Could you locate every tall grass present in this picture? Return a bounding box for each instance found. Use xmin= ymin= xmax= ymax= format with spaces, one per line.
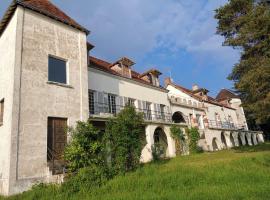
xmin=2 ymin=144 xmax=270 ymax=200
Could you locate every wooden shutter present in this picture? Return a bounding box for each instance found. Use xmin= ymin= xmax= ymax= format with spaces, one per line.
xmin=124 ymin=97 xmax=128 ymax=106
xmin=103 ymin=93 xmax=109 ymax=113
xmin=97 ymin=91 xmax=104 ymax=114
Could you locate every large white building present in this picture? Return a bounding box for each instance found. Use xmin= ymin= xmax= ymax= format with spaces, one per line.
xmin=0 ymin=0 xmax=264 ymax=196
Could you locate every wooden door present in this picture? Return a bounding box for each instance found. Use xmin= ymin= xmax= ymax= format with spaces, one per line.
xmin=47 ymin=118 xmax=67 ymax=161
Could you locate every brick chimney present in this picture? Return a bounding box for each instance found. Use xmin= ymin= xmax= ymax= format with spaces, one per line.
xmin=164 ymin=77 xmax=172 ymax=87
xmin=192 ymin=84 xmax=199 ymax=91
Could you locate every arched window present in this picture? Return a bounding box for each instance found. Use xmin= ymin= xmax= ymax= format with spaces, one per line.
xmin=172 ymin=112 xmax=186 ymax=123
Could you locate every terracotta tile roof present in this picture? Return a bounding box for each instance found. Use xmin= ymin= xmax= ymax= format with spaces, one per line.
xmin=169 ymin=82 xmax=235 ymax=110
xmin=216 ymin=89 xmax=239 ymax=101
xmin=89 ymin=56 xmax=167 ymax=91
xmin=0 ymin=0 xmax=89 ymax=37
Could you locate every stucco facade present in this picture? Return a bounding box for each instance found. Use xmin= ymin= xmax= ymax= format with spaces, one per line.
xmin=0 ymin=0 xmax=265 ymax=196
xmin=0 ymin=6 xmax=89 ymax=195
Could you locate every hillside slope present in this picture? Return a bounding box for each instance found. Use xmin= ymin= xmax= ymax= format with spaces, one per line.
xmin=3 ymin=144 xmax=270 ymax=200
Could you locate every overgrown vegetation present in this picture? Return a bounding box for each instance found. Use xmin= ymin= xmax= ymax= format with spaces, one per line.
xmin=64 ymin=121 xmax=103 ymax=172
xmin=103 ymin=105 xmax=145 ymax=174
xmin=3 ymin=143 xmax=270 ymax=200
xmin=215 ymin=0 xmax=270 ymax=136
xmin=187 ymin=127 xmax=200 ymax=153
xmin=170 ymin=125 xmax=186 ymax=155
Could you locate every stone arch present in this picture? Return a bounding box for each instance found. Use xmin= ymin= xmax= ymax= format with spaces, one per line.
xmin=230 ymin=132 xmax=235 ymax=147
xmin=153 ymin=127 xmax=169 ymax=157
xmin=212 ymin=138 xmax=219 ymax=151
xmin=172 ymin=112 xmax=186 ymax=123
xmin=221 ymin=131 xmax=227 ymax=149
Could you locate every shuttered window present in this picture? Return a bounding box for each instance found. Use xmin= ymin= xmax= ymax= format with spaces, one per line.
xmin=0 ymin=99 xmax=4 ymax=126
xmin=89 ymin=90 xmax=95 ymax=114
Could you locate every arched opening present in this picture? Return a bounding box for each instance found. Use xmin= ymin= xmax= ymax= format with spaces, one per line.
xmin=238 ymin=133 xmax=243 ymax=146
xmin=221 ymin=132 xmax=227 ymax=149
xmin=172 ymin=112 xmax=186 ymax=123
xmin=153 ymin=127 xmax=168 ymax=157
xmin=230 ymin=132 xmax=235 ymax=147
xmin=212 ymin=138 xmax=219 ymax=151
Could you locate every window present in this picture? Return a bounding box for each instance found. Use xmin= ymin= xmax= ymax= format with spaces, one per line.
xmin=160 ymin=104 xmax=166 ymax=120
xmin=89 ymin=90 xmax=95 ymax=114
xmin=48 ymin=56 xmax=67 ymax=84
xmin=108 ymin=94 xmax=116 ymax=114
xmin=0 ymin=99 xmax=4 ymax=126
xmin=128 ymin=98 xmax=135 ymax=107
xmin=146 ymin=102 xmax=152 ymax=120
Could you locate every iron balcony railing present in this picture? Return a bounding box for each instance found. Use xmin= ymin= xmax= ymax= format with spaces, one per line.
xmin=89 ymin=102 xmax=173 ymax=123
xmin=208 ymin=120 xmax=246 ymax=130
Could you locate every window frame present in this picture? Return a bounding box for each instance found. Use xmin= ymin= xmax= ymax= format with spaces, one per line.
xmin=48 ymin=55 xmax=69 ymax=85
xmin=108 ymin=94 xmax=116 ymax=114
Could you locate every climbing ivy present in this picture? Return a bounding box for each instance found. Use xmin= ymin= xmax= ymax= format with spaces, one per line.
xmin=170 ymin=125 xmax=186 ymax=155
xmin=187 ymin=127 xmax=200 ymax=153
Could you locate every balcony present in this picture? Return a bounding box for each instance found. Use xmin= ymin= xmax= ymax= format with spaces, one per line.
xmin=89 ymin=102 xmax=173 ymax=123
xmin=208 ymin=120 xmax=247 ymax=131
xmin=169 ymin=96 xmax=204 ymax=110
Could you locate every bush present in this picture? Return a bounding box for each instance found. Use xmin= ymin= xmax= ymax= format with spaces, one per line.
xmin=151 ymin=144 xmax=164 ymax=162
xmin=61 ymin=165 xmax=110 ymax=194
xmin=64 ymin=121 xmax=104 ymax=172
xmin=104 ymin=106 xmax=145 ymax=174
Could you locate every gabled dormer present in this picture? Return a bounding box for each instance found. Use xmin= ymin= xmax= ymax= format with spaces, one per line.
xmin=192 ymin=84 xmax=209 ymax=101
xmin=139 ymin=69 xmax=162 ymax=87
xmin=110 ymin=57 xmax=135 ymax=78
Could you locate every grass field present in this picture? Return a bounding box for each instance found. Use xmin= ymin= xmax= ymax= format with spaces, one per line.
xmin=2 ymin=143 xmax=270 ymax=200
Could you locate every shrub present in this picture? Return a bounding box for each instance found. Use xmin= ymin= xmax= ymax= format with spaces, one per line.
xmin=64 ymin=121 xmax=104 ymax=172
xmin=104 ymin=105 xmax=145 ymax=174
xmin=151 ymin=144 xmax=164 ymax=162
xmin=61 ymin=165 xmax=110 ymax=195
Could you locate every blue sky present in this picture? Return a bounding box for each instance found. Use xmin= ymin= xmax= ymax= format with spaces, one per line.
xmin=0 ymin=0 xmax=240 ymax=97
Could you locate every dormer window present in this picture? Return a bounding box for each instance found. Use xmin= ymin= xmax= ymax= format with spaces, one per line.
xmin=110 ymin=57 xmax=135 ymax=78
xmin=139 ymin=69 xmax=162 ymax=87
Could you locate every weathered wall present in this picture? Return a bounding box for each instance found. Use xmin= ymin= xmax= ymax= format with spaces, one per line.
xmin=88 ymin=68 xmax=170 ymax=106
xmin=6 ymin=7 xmax=89 ymax=195
xmin=230 ymin=98 xmax=248 ymax=130
xmin=0 ymin=7 xmax=24 ymax=195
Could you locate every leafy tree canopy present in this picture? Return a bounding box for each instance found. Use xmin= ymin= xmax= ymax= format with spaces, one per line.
xmin=215 ymin=0 xmax=270 ymax=125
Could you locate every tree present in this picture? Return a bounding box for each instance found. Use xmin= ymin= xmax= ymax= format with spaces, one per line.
xmin=64 ymin=121 xmax=103 ymax=172
xmin=104 ymin=106 xmax=145 ymax=174
xmin=215 ymin=0 xmax=270 ymax=135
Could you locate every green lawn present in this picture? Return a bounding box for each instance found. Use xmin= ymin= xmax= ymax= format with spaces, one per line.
xmin=2 ymin=143 xmax=270 ymax=200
